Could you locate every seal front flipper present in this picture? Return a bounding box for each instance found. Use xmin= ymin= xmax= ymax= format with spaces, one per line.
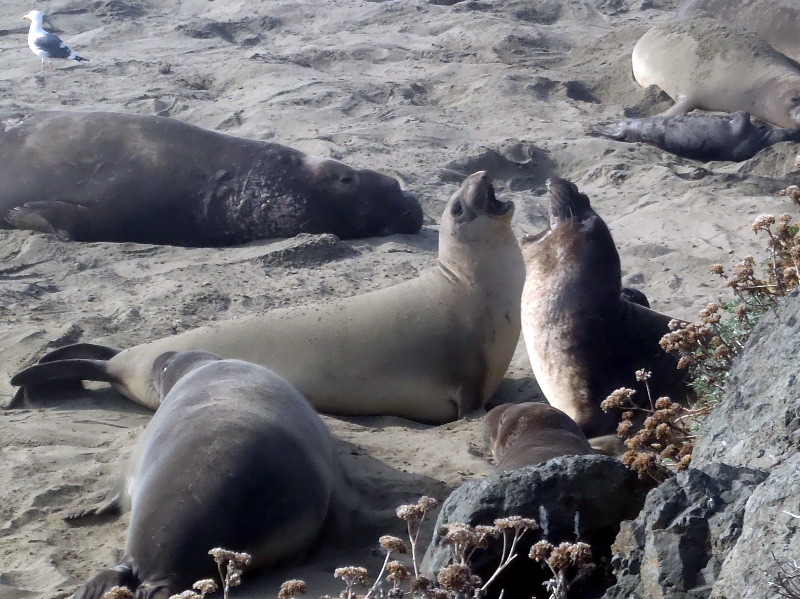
xmin=5 ymin=201 xmax=90 ymax=239
xmin=35 ymin=342 xmax=121 ymax=364
xmin=662 ymin=95 xmax=697 ymax=116
xmin=65 ymin=486 xmax=124 ymax=521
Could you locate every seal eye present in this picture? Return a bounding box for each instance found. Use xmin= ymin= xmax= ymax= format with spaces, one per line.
xmin=451 ymin=201 xmax=463 ymax=216
xmin=339 ymin=175 xmax=357 ymax=185
xmin=790 ymin=96 xmax=800 ymax=105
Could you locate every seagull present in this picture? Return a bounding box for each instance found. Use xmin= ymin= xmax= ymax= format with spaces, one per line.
xmin=22 ymin=10 xmax=88 ymax=71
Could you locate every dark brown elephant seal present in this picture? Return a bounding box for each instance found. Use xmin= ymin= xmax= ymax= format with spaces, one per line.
xmin=11 ymin=171 xmax=525 ymax=424
xmin=0 ymin=111 xmax=422 ymax=246
xmin=520 ymin=178 xmax=690 ymax=438
xmin=677 ymin=0 xmax=800 ymax=62
xmin=632 ymin=17 xmax=800 ymax=129
xmin=71 ymin=351 xmax=360 ymax=599
xmin=593 ymin=111 xmax=800 ymax=162
xmin=484 ymin=402 xmax=594 ymax=472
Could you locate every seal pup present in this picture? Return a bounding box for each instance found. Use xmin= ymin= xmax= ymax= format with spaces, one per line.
xmin=12 ymin=171 xmax=525 ymax=424
xmin=677 ymin=0 xmax=800 ymax=63
xmin=70 ymin=351 xmax=361 ymax=599
xmin=593 ymin=111 xmax=800 ymax=162
xmin=631 ymin=17 xmax=800 ymax=129
xmin=520 ymin=178 xmax=690 ymax=438
xmin=484 ymin=402 xmax=594 ymax=472
xmin=0 ymin=111 xmax=422 ymax=246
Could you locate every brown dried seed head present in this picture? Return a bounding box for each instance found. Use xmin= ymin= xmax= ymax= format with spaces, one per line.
xmin=474 ymin=524 xmax=500 ymax=538
xmin=396 ymin=504 xmax=423 ymax=521
xmin=279 ymin=580 xmax=307 ymax=599
xmin=209 ymin=547 xmax=237 ymax=564
xmin=334 ymin=567 xmax=369 ymax=586
xmin=410 ymin=577 xmax=432 ymax=592
xmin=635 ymin=369 xmax=651 ymax=382
xmin=193 ymin=579 xmax=218 ymax=594
xmin=103 ymin=588 xmax=134 ymax=599
xmin=655 ymin=423 xmax=670 ymax=440
xmin=231 ymin=552 xmax=252 ymax=568
xmin=167 ymin=592 xmax=200 ymax=599
xmin=601 ymin=387 xmax=636 ymax=411
xmin=617 ymin=419 xmax=633 ymax=436
xmin=548 ymin=543 xmax=572 ymax=570
xmin=379 ymin=535 xmax=408 ymax=554
xmin=442 ymin=522 xmax=476 ymax=546
xmin=386 ymin=561 xmax=410 ymax=582
xmin=654 ymin=397 xmax=672 ymax=410
xmin=437 ymin=564 xmax=475 ymax=590
xmin=494 ymin=516 xmax=538 ymax=531
xmin=567 ymin=542 xmax=593 ymax=566
xmin=417 ymin=496 xmax=439 ymax=512
xmin=677 ymin=454 xmax=693 ymax=471
xmin=529 ymin=540 xmax=554 ymax=562
xmin=227 ymin=570 xmax=242 ymax=587
xmin=709 ymin=264 xmax=724 ymax=276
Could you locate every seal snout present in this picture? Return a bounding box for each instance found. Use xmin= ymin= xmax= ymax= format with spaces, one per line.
xmin=462 ymin=171 xmax=513 ymax=217
xmin=547 ymin=177 xmax=591 ymax=222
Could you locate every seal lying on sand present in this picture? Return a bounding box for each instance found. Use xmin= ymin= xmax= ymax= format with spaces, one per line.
xmin=484 ymin=402 xmax=594 ymax=471
xmin=0 ymin=111 xmax=422 ymax=246
xmin=71 ymin=351 xmax=360 ymax=599
xmin=520 ymin=178 xmax=690 ymax=438
xmin=593 ymin=111 xmax=800 ymax=162
xmin=11 ymin=171 xmax=525 ymax=424
xmin=677 ymin=0 xmax=800 ymax=63
xmin=632 ymin=17 xmax=800 ymax=129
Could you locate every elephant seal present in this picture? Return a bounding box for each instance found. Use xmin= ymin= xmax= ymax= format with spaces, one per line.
xmin=11 ymin=171 xmax=525 ymax=424
xmin=631 ymin=17 xmax=800 ymax=129
xmin=484 ymin=402 xmax=594 ymax=472
xmin=0 ymin=111 xmax=422 ymax=246
xmin=70 ymin=351 xmax=360 ymax=599
xmin=593 ymin=111 xmax=800 ymax=162
xmin=519 ymin=178 xmax=690 ymax=438
xmin=677 ymin=0 xmax=800 ymax=62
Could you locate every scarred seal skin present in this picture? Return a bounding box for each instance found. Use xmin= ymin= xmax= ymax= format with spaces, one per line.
xmin=0 ymin=111 xmax=422 ymax=246
xmin=69 ymin=351 xmax=362 ymax=599
xmin=593 ymin=111 xmax=800 ymax=162
xmin=631 ymin=17 xmax=800 ymax=129
xmin=519 ymin=178 xmax=690 ymax=439
xmin=484 ymin=402 xmax=595 ymax=472
xmin=11 ymin=171 xmax=525 ymax=424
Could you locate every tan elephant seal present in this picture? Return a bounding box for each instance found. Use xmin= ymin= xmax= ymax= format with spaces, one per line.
xmin=519 ymin=178 xmax=690 ymax=438
xmin=631 ymin=16 xmax=800 ymax=128
xmin=12 ymin=171 xmax=525 ymax=424
xmin=677 ymin=0 xmax=800 ymax=62
xmin=484 ymin=402 xmax=595 ymax=472
xmin=71 ymin=351 xmax=362 ymax=599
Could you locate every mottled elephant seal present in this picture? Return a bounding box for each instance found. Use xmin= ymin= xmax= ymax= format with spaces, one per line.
xmin=72 ymin=351 xmax=360 ymax=599
xmin=631 ymin=17 xmax=800 ymax=128
xmin=677 ymin=0 xmax=800 ymax=62
xmin=593 ymin=111 xmax=800 ymax=162
xmin=484 ymin=402 xmax=594 ymax=472
xmin=12 ymin=171 xmax=525 ymax=424
xmin=0 ymin=111 xmax=422 ymax=246
xmin=520 ymin=178 xmax=690 ymax=438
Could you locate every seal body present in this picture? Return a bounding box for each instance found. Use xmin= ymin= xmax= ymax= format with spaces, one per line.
xmin=631 ymin=17 xmax=800 ymax=128
xmin=484 ymin=402 xmax=594 ymax=471
xmin=0 ymin=111 xmax=422 ymax=246
xmin=677 ymin=0 xmax=800 ymax=62
xmin=520 ymin=178 xmax=689 ymax=438
xmin=593 ymin=111 xmax=800 ymax=162
xmin=71 ymin=351 xmax=357 ymax=599
xmin=12 ymin=171 xmax=525 ymax=424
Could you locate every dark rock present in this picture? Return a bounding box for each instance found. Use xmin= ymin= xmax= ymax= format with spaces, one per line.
xmin=603 ymin=463 xmax=768 ymax=599
xmin=422 ymin=455 xmax=654 ymax=599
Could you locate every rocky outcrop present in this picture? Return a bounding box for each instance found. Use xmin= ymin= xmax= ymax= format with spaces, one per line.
xmin=603 ymin=289 xmax=800 ymax=599
xmin=422 ymin=455 xmax=654 ymax=599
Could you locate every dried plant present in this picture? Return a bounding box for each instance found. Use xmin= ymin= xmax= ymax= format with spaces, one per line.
xmin=529 ymin=540 xmax=594 ymax=599
xmin=607 ymin=201 xmax=799 ymax=482
xmin=102 ymin=587 xmax=133 ymax=599
xmin=771 ymin=559 xmax=800 ymax=599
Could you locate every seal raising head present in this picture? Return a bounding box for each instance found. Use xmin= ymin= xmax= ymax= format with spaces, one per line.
xmin=520 ymin=178 xmax=690 ymax=439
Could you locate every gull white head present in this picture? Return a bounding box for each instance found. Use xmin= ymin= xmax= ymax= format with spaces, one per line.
xmin=22 ymin=10 xmax=44 ymax=25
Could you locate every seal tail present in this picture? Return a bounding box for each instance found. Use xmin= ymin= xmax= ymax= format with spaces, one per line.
xmin=35 ymin=342 xmax=120 ymax=363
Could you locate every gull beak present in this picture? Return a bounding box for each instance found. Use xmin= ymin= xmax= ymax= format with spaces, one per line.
xmin=22 ymin=15 xmax=30 ymax=21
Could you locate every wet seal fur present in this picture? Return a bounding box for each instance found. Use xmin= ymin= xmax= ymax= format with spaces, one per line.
xmin=0 ymin=111 xmax=422 ymax=246
xmin=677 ymin=0 xmax=800 ymax=63
xmin=11 ymin=171 xmax=525 ymax=424
xmin=593 ymin=110 xmax=800 ymax=162
xmin=519 ymin=178 xmax=690 ymax=439
xmin=484 ymin=402 xmax=594 ymax=472
xmin=71 ymin=351 xmax=361 ymax=599
xmin=632 ymin=17 xmax=800 ymax=129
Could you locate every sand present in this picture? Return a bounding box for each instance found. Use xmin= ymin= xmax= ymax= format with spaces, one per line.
xmin=0 ymin=0 xmax=798 ymax=597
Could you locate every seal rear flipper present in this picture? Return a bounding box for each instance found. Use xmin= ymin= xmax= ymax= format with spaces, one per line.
xmin=591 ymin=121 xmax=629 ymax=141
xmin=5 ymin=201 xmax=90 ymax=239
xmin=10 ymin=358 xmax=117 ymax=388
